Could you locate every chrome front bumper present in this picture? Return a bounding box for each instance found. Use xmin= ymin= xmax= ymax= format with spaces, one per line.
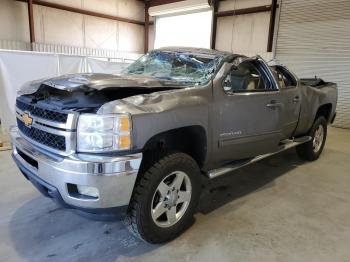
xmin=11 ymin=127 xmax=142 ymax=211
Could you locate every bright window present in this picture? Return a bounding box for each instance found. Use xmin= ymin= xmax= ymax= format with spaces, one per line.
xmin=154 ymin=11 xmax=212 ymax=49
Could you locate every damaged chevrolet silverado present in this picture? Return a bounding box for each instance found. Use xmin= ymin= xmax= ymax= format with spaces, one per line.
xmin=11 ymin=47 xmax=337 ymax=243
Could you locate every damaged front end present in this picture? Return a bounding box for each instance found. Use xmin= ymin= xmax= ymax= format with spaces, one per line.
xmin=15 ymin=48 xmax=226 ymax=156
xmin=18 ymin=73 xmax=184 ymax=115
xmin=14 ymin=74 xmax=185 ymax=159
xmin=17 ymin=48 xmax=225 ymax=116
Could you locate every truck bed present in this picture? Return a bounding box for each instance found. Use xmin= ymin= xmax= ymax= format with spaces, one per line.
xmin=300 ymin=78 xmax=335 ymax=89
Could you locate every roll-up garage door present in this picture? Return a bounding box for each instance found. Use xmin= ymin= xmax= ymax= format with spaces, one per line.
xmin=275 ymin=0 xmax=350 ymax=128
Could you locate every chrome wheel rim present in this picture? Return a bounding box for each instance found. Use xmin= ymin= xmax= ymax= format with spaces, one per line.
xmin=313 ymin=125 xmax=324 ymax=153
xmin=151 ymin=171 xmax=192 ymax=228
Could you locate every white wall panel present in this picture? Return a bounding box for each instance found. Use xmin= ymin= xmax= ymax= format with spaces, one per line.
xmin=117 ymin=0 xmax=144 ymax=21
xmin=216 ymin=16 xmax=234 ymax=52
xmin=216 ymin=12 xmax=270 ymax=54
xmin=275 ymin=0 xmax=350 ymax=128
xmin=0 ymin=0 xmax=145 ymax=54
xmin=39 ymin=7 xmax=85 ymax=47
xmin=85 ymin=16 xmax=117 ymax=50
xmin=248 ymin=12 xmax=270 ymax=51
xmin=0 ymin=0 xmax=29 ymax=42
xmin=84 ymin=0 xmax=118 ymax=16
xmin=231 ymin=15 xmax=254 ymax=51
xmin=118 ymin=22 xmax=144 ymax=53
xmin=33 ymin=5 xmax=44 ymax=43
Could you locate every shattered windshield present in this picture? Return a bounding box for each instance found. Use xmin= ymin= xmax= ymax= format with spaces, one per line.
xmin=122 ymin=50 xmax=223 ymax=85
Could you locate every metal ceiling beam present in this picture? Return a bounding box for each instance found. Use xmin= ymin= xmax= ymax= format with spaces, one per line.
xmin=16 ymin=0 xmax=145 ymax=25
xmin=211 ymin=0 xmax=219 ymax=49
xmin=148 ymin=0 xmax=185 ymax=7
xmin=27 ymin=0 xmax=35 ymax=44
xmin=267 ymin=0 xmax=278 ymax=52
xmin=144 ymin=1 xmax=150 ymax=53
xmin=216 ymin=5 xmax=272 ymax=17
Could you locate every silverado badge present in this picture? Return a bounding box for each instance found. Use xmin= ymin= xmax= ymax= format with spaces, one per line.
xmin=22 ymin=113 xmax=33 ymax=127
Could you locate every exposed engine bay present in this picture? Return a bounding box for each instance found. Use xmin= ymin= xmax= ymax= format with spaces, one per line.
xmin=18 ymin=83 xmax=180 ymax=114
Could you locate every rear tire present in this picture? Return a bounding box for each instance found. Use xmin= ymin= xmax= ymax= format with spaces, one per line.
xmin=296 ymin=116 xmax=327 ymax=161
xmin=126 ymin=153 xmax=201 ymax=243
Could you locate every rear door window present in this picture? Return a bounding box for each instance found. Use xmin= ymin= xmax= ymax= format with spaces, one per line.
xmin=270 ymin=65 xmax=297 ymax=88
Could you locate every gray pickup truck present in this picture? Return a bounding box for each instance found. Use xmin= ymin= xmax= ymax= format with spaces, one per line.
xmin=11 ymin=47 xmax=337 ymax=243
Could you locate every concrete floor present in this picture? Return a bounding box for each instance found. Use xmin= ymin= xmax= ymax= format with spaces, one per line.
xmin=1 ymin=127 xmax=350 ymax=262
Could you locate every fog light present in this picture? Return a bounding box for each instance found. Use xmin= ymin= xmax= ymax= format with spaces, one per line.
xmin=77 ymin=185 xmax=100 ymax=198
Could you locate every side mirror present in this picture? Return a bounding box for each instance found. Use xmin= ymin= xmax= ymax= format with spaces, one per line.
xmin=223 ymin=75 xmax=232 ymax=92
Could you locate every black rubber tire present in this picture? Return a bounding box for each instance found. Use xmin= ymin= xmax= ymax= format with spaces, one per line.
xmin=296 ymin=116 xmax=327 ymax=161
xmin=126 ymin=153 xmax=201 ymax=243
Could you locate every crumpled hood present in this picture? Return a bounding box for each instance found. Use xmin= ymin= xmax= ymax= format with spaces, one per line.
xmin=19 ymin=73 xmax=184 ymax=95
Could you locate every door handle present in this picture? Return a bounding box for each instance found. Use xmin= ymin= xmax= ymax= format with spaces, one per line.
xmin=293 ymin=96 xmax=300 ymax=103
xmin=266 ymin=100 xmax=283 ymax=109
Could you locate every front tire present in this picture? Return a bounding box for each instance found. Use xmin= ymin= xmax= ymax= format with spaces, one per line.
xmin=296 ymin=116 xmax=327 ymax=161
xmin=126 ymin=153 xmax=201 ymax=243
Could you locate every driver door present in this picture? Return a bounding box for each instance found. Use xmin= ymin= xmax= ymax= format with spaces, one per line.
xmin=211 ymin=58 xmax=283 ymax=165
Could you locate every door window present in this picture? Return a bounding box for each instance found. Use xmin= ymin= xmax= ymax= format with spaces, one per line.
xmin=270 ymin=65 xmax=297 ymax=88
xmin=223 ymin=61 xmax=272 ymax=93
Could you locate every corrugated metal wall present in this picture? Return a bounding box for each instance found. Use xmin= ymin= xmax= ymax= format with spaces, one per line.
xmin=275 ymin=0 xmax=350 ymax=128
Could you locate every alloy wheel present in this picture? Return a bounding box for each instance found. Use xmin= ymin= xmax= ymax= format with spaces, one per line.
xmin=151 ymin=171 xmax=192 ymax=228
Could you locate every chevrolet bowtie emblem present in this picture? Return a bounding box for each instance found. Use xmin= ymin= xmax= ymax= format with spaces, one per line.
xmin=22 ymin=113 xmax=33 ymax=127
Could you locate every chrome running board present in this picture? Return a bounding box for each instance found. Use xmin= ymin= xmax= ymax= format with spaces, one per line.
xmin=207 ymin=136 xmax=312 ymax=179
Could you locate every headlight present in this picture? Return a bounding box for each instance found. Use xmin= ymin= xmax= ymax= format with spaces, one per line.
xmin=77 ymin=114 xmax=131 ymax=152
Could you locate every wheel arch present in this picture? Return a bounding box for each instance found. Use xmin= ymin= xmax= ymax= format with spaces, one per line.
xmin=138 ymin=125 xmax=207 ymax=175
xmin=315 ymin=103 xmax=332 ymax=123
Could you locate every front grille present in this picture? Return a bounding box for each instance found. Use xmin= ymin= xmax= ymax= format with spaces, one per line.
xmin=16 ymin=99 xmax=33 ymax=112
xmin=16 ymin=99 xmax=68 ymax=123
xmin=17 ymin=119 xmax=66 ymax=151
